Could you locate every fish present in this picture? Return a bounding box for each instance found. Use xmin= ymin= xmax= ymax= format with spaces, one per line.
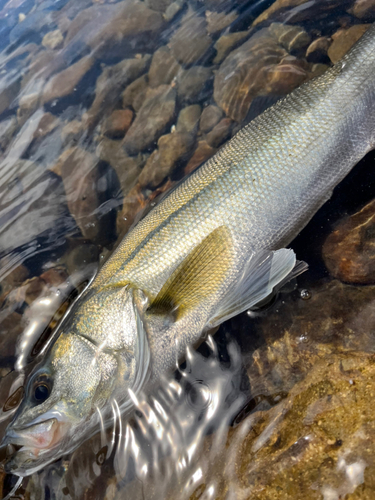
xmin=2 ymin=22 xmax=375 ymax=477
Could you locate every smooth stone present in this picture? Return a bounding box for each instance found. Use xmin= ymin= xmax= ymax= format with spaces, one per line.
xmin=96 ymin=138 xmax=143 ymax=197
xmin=323 ymin=199 xmax=375 ymax=284
xmin=61 ymin=120 xmax=84 ymax=147
xmin=148 ymin=46 xmax=181 ymax=88
xmin=184 ymin=139 xmax=216 ymax=174
xmin=205 ymin=10 xmax=238 ymax=34
xmin=199 ymin=104 xmax=223 ymax=134
xmin=116 ymin=184 xmax=146 ymax=235
xmin=169 ymin=9 xmax=212 ymax=66
xmin=138 ymin=131 xmax=194 ymax=188
xmin=122 ymin=75 xmax=149 ymax=111
xmin=84 ymin=55 xmax=150 ymax=131
xmin=213 ymin=30 xmax=249 ymax=64
xmin=327 ymin=24 xmax=371 ymax=64
xmin=176 ymin=104 xmax=202 ymax=134
xmin=205 ymin=117 xmax=232 ymax=148
xmin=177 ymin=66 xmax=213 ymax=103
xmin=0 ymin=76 xmax=21 ymax=116
xmin=102 ymin=109 xmax=134 ymax=139
xmin=17 ymin=92 xmax=40 ymax=127
xmin=350 ymin=0 xmax=375 ymax=19
xmin=164 ymin=0 xmax=184 ymax=21
xmin=53 ymin=147 xmax=101 ymax=240
xmin=42 ymin=29 xmax=64 ymax=50
xmin=214 ymin=27 xmax=309 ymax=122
xmin=306 ymin=36 xmax=332 ymax=63
xmin=42 ymin=55 xmax=94 ymax=104
xmin=145 ymin=0 xmax=172 ymax=12
xmin=269 ymin=22 xmax=311 ymax=52
xmin=123 ymin=85 xmax=176 ymax=155
xmin=32 ymin=112 xmax=60 ymax=140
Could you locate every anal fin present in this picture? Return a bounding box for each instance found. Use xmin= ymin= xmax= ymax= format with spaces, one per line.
xmin=207 ymin=248 xmax=307 ymax=328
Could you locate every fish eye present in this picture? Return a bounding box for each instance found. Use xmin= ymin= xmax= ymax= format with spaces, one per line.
xmin=32 ymin=376 xmax=52 ymax=404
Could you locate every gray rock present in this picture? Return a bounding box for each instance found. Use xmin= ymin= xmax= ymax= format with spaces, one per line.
xmin=123 ymin=85 xmax=176 ymax=155
xmin=199 ymin=105 xmax=223 ymax=134
xmin=169 ymin=10 xmax=212 ymax=66
xmin=176 ymin=104 xmax=202 ymax=133
xmin=164 ymin=0 xmax=185 ymax=21
xmin=205 ymin=117 xmax=232 ymax=148
xmin=177 ymin=66 xmax=213 ymax=103
xmin=205 ymin=10 xmax=238 ymax=34
xmin=148 ymin=46 xmax=181 ymax=88
xmin=145 ymin=0 xmax=172 ymax=12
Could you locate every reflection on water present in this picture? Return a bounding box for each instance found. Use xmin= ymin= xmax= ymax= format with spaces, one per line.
xmin=0 ymin=0 xmax=375 ymax=498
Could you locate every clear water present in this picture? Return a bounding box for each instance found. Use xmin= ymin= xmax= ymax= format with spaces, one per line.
xmin=0 ymin=0 xmax=375 ymax=498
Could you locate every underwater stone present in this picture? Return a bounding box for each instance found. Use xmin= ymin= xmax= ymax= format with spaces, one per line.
xmin=205 ymin=117 xmax=232 ymax=148
xmin=164 ymin=0 xmax=185 ymax=21
xmin=148 ymin=46 xmax=181 ymax=88
xmin=213 ymin=30 xmax=249 ymax=64
xmin=351 ymin=0 xmax=375 ymax=19
xmin=61 ymin=120 xmax=84 ymax=147
xmin=123 ymin=85 xmax=176 ymax=155
xmin=169 ymin=10 xmax=212 ymax=66
xmin=199 ymin=104 xmax=223 ymax=134
xmin=214 ymin=27 xmax=309 ymax=122
xmin=42 ymin=29 xmax=64 ymax=50
xmin=138 ymin=131 xmax=195 ymax=188
xmin=176 ymin=104 xmax=202 ymax=134
xmin=102 ymin=109 xmax=134 ymax=139
xmin=177 ymin=66 xmax=213 ymax=103
xmin=328 ymin=24 xmax=371 ymax=63
xmin=184 ymin=139 xmax=216 ymax=175
xmin=306 ymin=36 xmax=332 ymax=63
xmin=145 ymin=0 xmax=172 ymax=13
xmin=122 ymin=74 xmax=149 ymax=111
xmin=323 ymin=199 xmax=375 ymax=284
xmin=42 ymin=55 xmax=94 ymax=104
xmin=205 ymin=10 xmax=238 ymax=34
xmin=269 ymin=22 xmax=311 ymax=52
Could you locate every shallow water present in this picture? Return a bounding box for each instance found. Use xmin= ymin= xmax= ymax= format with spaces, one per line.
xmin=0 ymin=0 xmax=375 ymax=498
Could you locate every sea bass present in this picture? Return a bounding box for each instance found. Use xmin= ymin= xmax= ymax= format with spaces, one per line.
xmin=3 ymin=23 xmax=375 ymax=476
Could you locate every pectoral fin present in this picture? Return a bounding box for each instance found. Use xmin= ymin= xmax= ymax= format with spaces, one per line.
xmin=149 ymin=226 xmax=233 ymax=319
xmin=207 ymin=248 xmax=307 ymax=328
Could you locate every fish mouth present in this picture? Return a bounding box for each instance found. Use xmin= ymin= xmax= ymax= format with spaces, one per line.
xmin=5 ymin=418 xmax=68 ymax=458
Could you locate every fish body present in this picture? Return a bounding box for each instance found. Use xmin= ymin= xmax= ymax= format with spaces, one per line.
xmin=3 ymin=23 xmax=375 ymax=476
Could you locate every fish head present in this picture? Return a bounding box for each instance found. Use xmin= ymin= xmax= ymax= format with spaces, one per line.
xmin=2 ymin=286 xmax=150 ymax=476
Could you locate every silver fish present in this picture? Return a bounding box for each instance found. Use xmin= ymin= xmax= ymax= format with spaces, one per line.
xmin=2 ymin=23 xmax=375 ymax=476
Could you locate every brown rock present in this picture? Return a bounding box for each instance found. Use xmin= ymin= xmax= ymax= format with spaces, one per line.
xmin=138 ymin=131 xmax=194 ymax=188
xmin=214 ymin=27 xmax=309 ymax=122
xmin=184 ymin=140 xmax=216 ymax=174
xmin=122 ymin=74 xmax=149 ymax=111
xmin=322 ymin=199 xmax=375 ymax=284
xmin=33 ymin=112 xmax=60 ymax=140
xmin=164 ymin=0 xmax=184 ymax=21
xmin=0 ymin=77 xmax=21 ymax=117
xmin=102 ymin=109 xmax=133 ymax=139
xmin=40 ymin=267 xmax=68 ymax=288
xmin=96 ymin=138 xmax=143 ymax=196
xmin=306 ymin=36 xmax=332 ymax=63
xmin=145 ymin=0 xmax=172 ymax=12
xmin=269 ymin=22 xmax=311 ymax=52
xmin=206 ymin=117 xmax=232 ymax=148
xmin=61 ymin=120 xmax=84 ymax=146
xmin=17 ymin=93 xmax=40 ymax=127
xmin=213 ymin=30 xmax=250 ymax=64
xmin=116 ymin=184 xmax=146 ymax=235
xmin=85 ymin=55 xmax=150 ymax=131
xmin=148 ymin=46 xmax=180 ymax=88
xmin=199 ymin=105 xmax=223 ymax=134
xmin=42 ymin=55 xmax=94 ymax=104
xmin=42 ymin=29 xmax=64 ymax=50
xmin=177 ymin=66 xmax=213 ymax=103
xmin=69 ymin=1 xmax=164 ymax=59
xmin=328 ymin=24 xmax=371 ymax=63
xmin=123 ymin=85 xmax=176 ymax=155
xmin=53 ymin=147 xmax=101 ymax=240
xmin=351 ymin=0 xmax=375 ymax=19
xmin=205 ymin=10 xmax=238 ymax=34
xmin=169 ymin=10 xmax=212 ymax=66
xmin=176 ymin=104 xmax=202 ymax=134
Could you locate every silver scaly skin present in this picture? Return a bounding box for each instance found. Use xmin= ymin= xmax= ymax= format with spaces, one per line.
xmin=2 ymin=23 xmax=375 ymax=476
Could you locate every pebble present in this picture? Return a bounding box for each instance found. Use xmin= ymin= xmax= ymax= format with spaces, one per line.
xmin=306 ymin=36 xmax=332 ymax=63
xmin=169 ymin=9 xmax=212 ymax=66
xmin=32 ymin=112 xmax=60 ymax=140
xmin=199 ymin=105 xmax=223 ymax=134
xmin=213 ymin=30 xmax=249 ymax=64
xmin=42 ymin=55 xmax=94 ymax=104
xmin=164 ymin=0 xmax=185 ymax=21
xmin=138 ymin=131 xmax=194 ymax=188
xmin=148 ymin=46 xmax=181 ymax=88
xmin=177 ymin=66 xmax=213 ymax=103
xmin=205 ymin=10 xmax=238 ymax=34
xmin=323 ymin=199 xmax=375 ymax=284
xmin=327 ymin=24 xmax=371 ymax=63
xmin=205 ymin=117 xmax=232 ymax=148
xmin=102 ymin=109 xmax=134 ymax=139
xmin=184 ymin=140 xmax=216 ymax=175
xmin=122 ymin=74 xmax=149 ymax=111
xmin=123 ymin=85 xmax=176 ymax=155
xmin=16 ymin=92 xmax=40 ymax=127
xmin=61 ymin=120 xmax=84 ymax=147
xmin=350 ymin=0 xmax=375 ymax=19
xmin=145 ymin=0 xmax=172 ymax=13
xmin=269 ymin=22 xmax=311 ymax=52
xmin=176 ymin=104 xmax=202 ymax=134
xmin=42 ymin=29 xmax=64 ymax=50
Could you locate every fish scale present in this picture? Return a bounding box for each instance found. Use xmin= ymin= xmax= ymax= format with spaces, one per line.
xmin=3 ymin=24 xmax=375 ymax=477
